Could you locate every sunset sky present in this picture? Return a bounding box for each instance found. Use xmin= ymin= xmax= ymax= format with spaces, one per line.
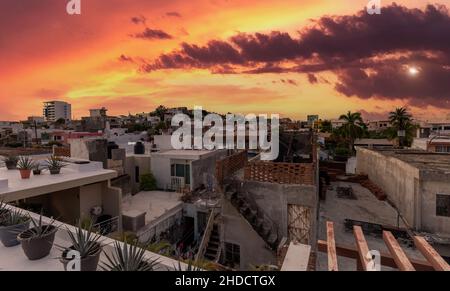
xmin=1 ymin=0 xmax=449 ymax=121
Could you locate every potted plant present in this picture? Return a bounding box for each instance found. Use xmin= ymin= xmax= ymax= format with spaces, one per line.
xmin=45 ymin=156 xmax=66 ymax=175
xmin=101 ymin=240 xmax=158 ymax=271
xmin=33 ymin=164 xmax=42 ymax=175
xmin=17 ymin=156 xmax=35 ymax=179
xmin=2 ymin=155 xmax=18 ymax=170
xmin=60 ymin=221 xmax=103 ymax=271
xmin=0 ymin=201 xmax=10 ymax=221
xmin=17 ymin=213 xmax=58 ymax=260
xmin=0 ymin=209 xmax=30 ymax=247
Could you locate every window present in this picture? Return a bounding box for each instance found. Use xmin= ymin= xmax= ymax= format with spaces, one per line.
xmin=224 ymin=243 xmax=240 ymax=268
xmin=435 ymin=146 xmax=450 ymax=153
xmin=436 ymin=194 xmax=450 ymax=217
xmin=170 ymin=163 xmax=191 ymax=184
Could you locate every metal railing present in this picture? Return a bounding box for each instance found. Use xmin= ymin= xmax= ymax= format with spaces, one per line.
xmin=93 ymin=216 xmax=120 ymax=236
xmin=171 ymin=176 xmax=185 ymax=192
xmin=195 ymin=209 xmax=219 ymax=262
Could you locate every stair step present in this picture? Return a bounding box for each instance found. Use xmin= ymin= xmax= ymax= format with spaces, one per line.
xmin=267 ymin=233 xmax=278 ymax=245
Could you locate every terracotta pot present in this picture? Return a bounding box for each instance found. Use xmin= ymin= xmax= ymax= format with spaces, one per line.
xmin=19 ymin=169 xmax=32 ymax=179
xmin=18 ymin=225 xmax=57 ymax=260
xmin=60 ymin=243 xmax=102 ymax=271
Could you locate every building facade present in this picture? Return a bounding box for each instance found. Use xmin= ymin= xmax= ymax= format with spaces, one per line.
xmin=43 ymin=101 xmax=72 ymax=122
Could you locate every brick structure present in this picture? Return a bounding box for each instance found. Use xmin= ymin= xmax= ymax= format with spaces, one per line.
xmin=53 ymin=146 xmax=70 ymax=157
xmin=244 ymin=162 xmax=314 ymax=185
xmin=216 ymin=151 xmax=247 ymax=186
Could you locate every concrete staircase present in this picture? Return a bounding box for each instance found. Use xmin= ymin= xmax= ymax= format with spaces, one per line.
xmin=204 ymin=224 xmax=221 ymax=261
xmin=225 ymin=185 xmax=279 ymax=249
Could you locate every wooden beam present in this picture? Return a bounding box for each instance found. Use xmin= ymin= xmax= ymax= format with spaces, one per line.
xmin=317 ymin=240 xmax=434 ymax=271
xmin=383 ymin=231 xmax=415 ymax=271
xmin=326 ymin=222 xmax=338 ymax=271
xmin=414 ymin=236 xmax=450 ymax=271
xmin=353 ymin=226 xmax=374 ymax=271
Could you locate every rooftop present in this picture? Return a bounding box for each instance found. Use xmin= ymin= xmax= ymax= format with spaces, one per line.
xmin=0 ymin=206 xmax=186 ymax=271
xmin=0 ymin=159 xmax=117 ymax=202
xmin=122 ymin=191 xmax=183 ymax=225
xmin=317 ymin=181 xmax=427 ymax=271
xmin=366 ymin=148 xmax=450 ymax=173
xmin=153 ymin=149 xmax=223 ymax=160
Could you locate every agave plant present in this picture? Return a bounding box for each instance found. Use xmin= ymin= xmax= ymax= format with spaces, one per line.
xmin=0 ymin=201 xmax=10 ymax=221
xmin=173 ymin=259 xmax=202 ymax=271
xmin=101 ymin=240 xmax=159 ymax=271
xmin=1 ymin=209 xmax=29 ymax=227
xmin=20 ymin=211 xmax=58 ymax=239
xmin=66 ymin=220 xmax=102 ymax=258
xmin=2 ymin=155 xmax=18 ymax=170
xmin=17 ymin=156 xmax=35 ymax=170
xmin=45 ymin=156 xmax=67 ymax=174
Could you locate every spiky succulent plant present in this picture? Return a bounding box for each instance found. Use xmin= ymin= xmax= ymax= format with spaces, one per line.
xmin=17 ymin=156 xmax=35 ymax=170
xmin=101 ymin=240 xmax=159 ymax=271
xmin=65 ymin=220 xmax=102 ymax=259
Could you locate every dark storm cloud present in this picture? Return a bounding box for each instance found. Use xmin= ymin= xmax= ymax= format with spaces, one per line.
xmin=166 ymin=12 xmax=182 ymax=17
xmin=141 ymin=3 xmax=450 ymax=108
xmin=133 ymin=28 xmax=173 ymax=40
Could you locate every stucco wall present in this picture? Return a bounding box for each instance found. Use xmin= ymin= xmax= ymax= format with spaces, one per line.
xmin=191 ymin=151 xmax=227 ymax=190
xmin=221 ymin=199 xmax=277 ymax=270
xmin=150 ymin=155 xmax=171 ymax=190
xmin=420 ymin=173 xmax=450 ymax=234
xmin=79 ymin=182 xmax=103 ymax=220
xmin=356 ymin=148 xmax=419 ymax=228
xmin=126 ymin=155 xmax=152 ymax=194
xmin=239 ymin=181 xmax=318 ymax=245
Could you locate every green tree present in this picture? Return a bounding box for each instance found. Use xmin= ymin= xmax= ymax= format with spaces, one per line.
xmin=154 ymin=105 xmax=167 ymax=120
xmin=338 ymin=111 xmax=365 ymax=152
xmin=140 ymin=173 xmax=157 ymax=191
xmin=319 ymin=120 xmax=333 ymax=133
xmin=389 ymin=107 xmax=413 ymax=147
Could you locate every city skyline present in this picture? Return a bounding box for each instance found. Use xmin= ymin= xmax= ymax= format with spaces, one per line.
xmin=1 ymin=0 xmax=449 ymax=121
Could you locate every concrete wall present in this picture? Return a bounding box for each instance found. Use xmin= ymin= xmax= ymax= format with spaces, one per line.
xmin=69 ymin=138 xmax=108 ymax=168
xmin=79 ymin=182 xmax=103 ymax=220
xmin=356 ymin=148 xmax=450 ymax=236
xmin=126 ymin=155 xmax=152 ymax=194
xmin=191 ymin=151 xmax=227 ymax=190
xmin=102 ymin=181 xmax=123 ymax=232
xmin=356 ymin=148 xmax=419 ymax=228
xmin=420 ymin=172 xmax=450 ymax=234
xmin=221 ymin=199 xmax=277 ymax=270
xmin=239 ymin=181 xmax=318 ymax=245
xmin=150 ymin=155 xmax=172 ymax=190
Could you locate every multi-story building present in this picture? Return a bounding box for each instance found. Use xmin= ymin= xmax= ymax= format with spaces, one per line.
xmin=43 ymin=101 xmax=72 ymax=122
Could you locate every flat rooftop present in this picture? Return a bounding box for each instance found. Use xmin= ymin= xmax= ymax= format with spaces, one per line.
xmin=153 ymin=149 xmax=223 ymax=160
xmin=0 ymin=161 xmax=117 ymax=202
xmin=317 ymin=181 xmax=426 ymax=271
xmin=0 ymin=206 xmax=186 ymax=271
xmin=122 ymin=191 xmax=182 ymax=224
xmin=369 ymin=149 xmax=450 ymax=172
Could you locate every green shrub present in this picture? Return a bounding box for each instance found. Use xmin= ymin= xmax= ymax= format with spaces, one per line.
xmin=334 ymin=147 xmax=351 ymax=157
xmin=140 ymin=173 xmax=157 ymax=191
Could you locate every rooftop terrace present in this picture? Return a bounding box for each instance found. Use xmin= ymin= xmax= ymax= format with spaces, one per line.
xmin=364 ymin=149 xmax=450 ymax=173
xmin=0 ymin=206 xmax=187 ymax=271
xmin=0 ymin=159 xmax=117 ymax=202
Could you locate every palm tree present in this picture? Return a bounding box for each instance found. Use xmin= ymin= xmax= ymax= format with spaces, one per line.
xmin=338 ymin=111 xmax=365 ymax=152
xmin=389 ymin=107 xmax=413 ymax=147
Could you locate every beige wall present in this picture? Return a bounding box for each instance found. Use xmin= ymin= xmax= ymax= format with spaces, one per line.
xmin=79 ymin=183 xmax=103 ymax=220
xmin=356 ymin=148 xmax=419 ymax=228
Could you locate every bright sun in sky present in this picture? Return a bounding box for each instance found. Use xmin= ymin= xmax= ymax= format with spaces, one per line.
xmin=408 ymin=66 xmax=420 ymax=76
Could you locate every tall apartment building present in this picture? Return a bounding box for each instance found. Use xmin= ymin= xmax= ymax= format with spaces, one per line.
xmin=43 ymin=101 xmax=72 ymax=122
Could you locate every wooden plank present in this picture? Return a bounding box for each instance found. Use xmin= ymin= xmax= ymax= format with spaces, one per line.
xmin=383 ymin=231 xmax=415 ymax=271
xmin=353 ymin=226 xmax=376 ymax=271
xmin=317 ymin=240 xmax=434 ymax=271
xmin=326 ymin=222 xmax=338 ymax=271
xmin=414 ymin=236 xmax=450 ymax=271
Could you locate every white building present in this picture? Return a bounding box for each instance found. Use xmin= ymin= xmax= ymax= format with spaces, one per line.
xmin=43 ymin=101 xmax=72 ymax=122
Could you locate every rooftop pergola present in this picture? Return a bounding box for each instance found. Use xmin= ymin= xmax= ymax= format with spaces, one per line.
xmin=319 ymin=221 xmax=450 ymax=271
